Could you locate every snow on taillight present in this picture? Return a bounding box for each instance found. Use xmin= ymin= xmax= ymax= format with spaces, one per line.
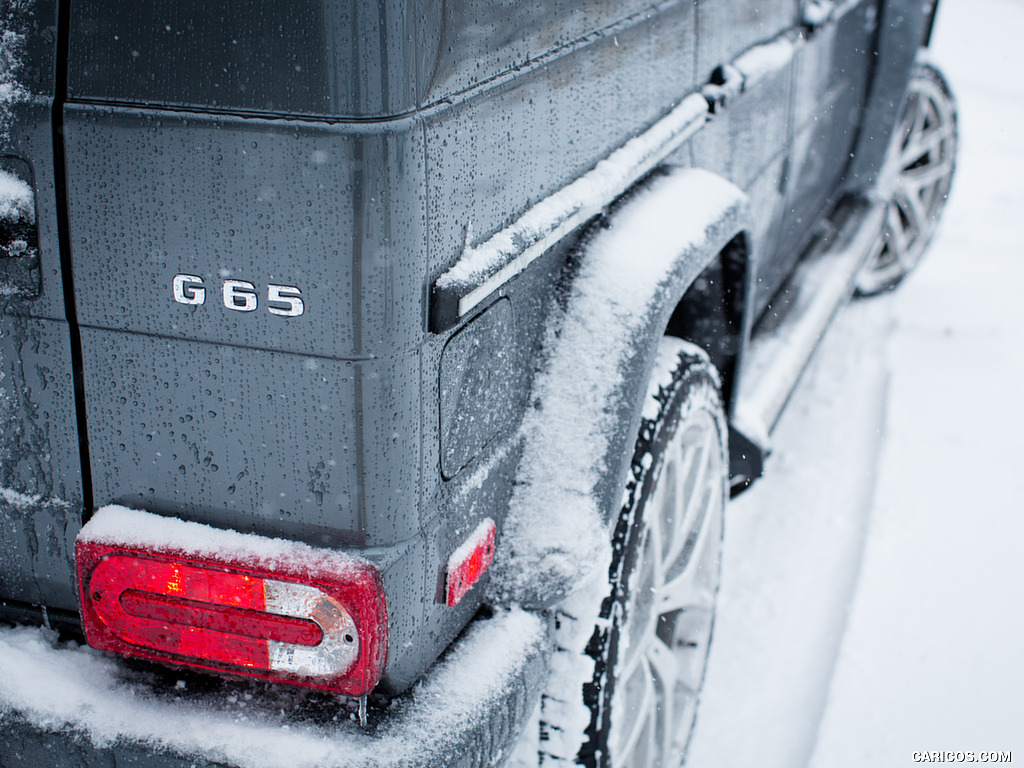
xmin=76 ymin=506 xmax=386 ymax=696
xmin=445 ymin=518 xmax=497 ymax=607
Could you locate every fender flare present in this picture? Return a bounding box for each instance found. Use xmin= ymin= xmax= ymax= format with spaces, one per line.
xmin=488 ymin=167 xmax=751 ymax=609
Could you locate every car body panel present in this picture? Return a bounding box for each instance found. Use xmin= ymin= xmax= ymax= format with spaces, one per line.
xmin=1 ymin=0 xmax=84 ymax=617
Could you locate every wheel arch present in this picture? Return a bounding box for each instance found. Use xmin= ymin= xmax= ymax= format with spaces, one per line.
xmin=664 ymin=233 xmax=751 ymax=418
xmin=488 ymin=167 xmax=752 ymax=609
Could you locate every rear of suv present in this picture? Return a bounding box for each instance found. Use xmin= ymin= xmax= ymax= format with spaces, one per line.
xmin=1 ymin=1 xmax=955 ymax=766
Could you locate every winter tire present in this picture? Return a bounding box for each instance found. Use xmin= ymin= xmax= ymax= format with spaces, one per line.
xmin=855 ymin=62 xmax=958 ymax=295
xmin=541 ymin=338 xmax=727 ymax=768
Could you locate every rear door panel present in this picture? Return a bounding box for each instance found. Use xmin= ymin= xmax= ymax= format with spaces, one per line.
xmin=1 ymin=0 xmax=85 ymax=613
xmin=769 ymin=0 xmax=879 ymax=303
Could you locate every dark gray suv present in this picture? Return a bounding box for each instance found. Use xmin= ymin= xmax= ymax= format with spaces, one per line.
xmin=0 ymin=0 xmax=956 ymax=766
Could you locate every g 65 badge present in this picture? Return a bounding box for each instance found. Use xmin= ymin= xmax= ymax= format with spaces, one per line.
xmin=173 ymin=274 xmax=305 ymax=317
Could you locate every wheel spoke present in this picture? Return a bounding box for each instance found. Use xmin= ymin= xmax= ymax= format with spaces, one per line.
xmin=660 ymin=427 xmax=710 ymax=572
xmin=621 ymin=534 xmax=658 ymax=681
xmin=901 ymin=158 xmax=952 ymax=192
xmin=615 ymin=657 xmax=658 ymax=765
xmin=895 ymin=187 xmax=925 ymax=241
xmin=892 ymin=199 xmax=923 ymax=271
xmin=904 ymin=126 xmax=945 ymax=168
xmin=655 ymin=439 xmax=684 ymax=566
xmin=649 ymin=474 xmax=669 ymax=583
xmin=861 ymin=227 xmax=897 ymax=277
xmin=657 ymin=556 xmax=716 ymax=616
xmin=910 ymin=92 xmax=928 ymax=145
xmin=885 ymin=202 xmax=907 ymax=257
xmin=895 ymin=95 xmax=917 ymax=152
xmin=656 ymin=490 xmax=720 ymax=615
xmin=647 ymin=637 xmax=680 ymax=764
xmin=647 ymin=632 xmax=681 ymax=689
xmin=680 ymin=432 xmax=713 ymax=538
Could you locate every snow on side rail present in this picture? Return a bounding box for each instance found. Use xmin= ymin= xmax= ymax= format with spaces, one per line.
xmin=0 ymin=609 xmax=549 ymax=768
xmin=802 ymin=0 xmax=866 ymax=28
xmin=434 ymin=93 xmax=710 ymax=318
xmin=802 ymin=0 xmax=834 ymax=27
xmin=733 ymin=34 xmax=799 ymax=91
xmin=434 ymin=27 xmax=806 ymax=329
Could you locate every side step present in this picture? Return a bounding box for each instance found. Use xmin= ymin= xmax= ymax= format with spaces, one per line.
xmin=730 ymin=199 xmax=885 ymax=491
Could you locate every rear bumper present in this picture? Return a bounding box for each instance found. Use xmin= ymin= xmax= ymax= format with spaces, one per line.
xmin=0 ymin=608 xmax=551 ymax=768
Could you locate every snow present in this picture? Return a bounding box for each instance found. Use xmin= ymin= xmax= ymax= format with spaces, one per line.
xmin=733 ymin=35 xmax=798 ymax=91
xmin=801 ymin=0 xmax=834 ymax=28
xmin=685 ymin=279 xmax=890 ymax=768
xmin=0 ymin=5 xmax=27 ymax=144
xmin=1 ymin=485 xmax=42 ymax=509
xmin=0 ymin=168 xmax=33 ymax=224
xmin=689 ymin=0 xmax=1024 ymax=764
xmin=488 ymin=168 xmax=745 ymax=609
xmin=534 ymin=579 xmax=607 ymax=766
xmin=0 ymin=608 xmax=548 ymax=768
xmin=80 ymin=505 xmax=372 ymax=578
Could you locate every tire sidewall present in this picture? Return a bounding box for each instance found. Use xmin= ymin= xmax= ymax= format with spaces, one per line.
xmin=580 ymin=344 xmax=727 ymax=768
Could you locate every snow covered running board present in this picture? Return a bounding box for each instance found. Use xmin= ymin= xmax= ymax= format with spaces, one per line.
xmin=734 ymin=200 xmax=886 ymax=455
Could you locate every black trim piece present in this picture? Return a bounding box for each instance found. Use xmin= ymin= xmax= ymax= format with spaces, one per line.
xmin=52 ymin=0 xmax=94 ymax=524
xmin=922 ymin=0 xmax=940 ymax=47
xmin=0 ymin=598 xmax=83 ymax=637
xmin=430 ymin=285 xmax=460 ymax=334
xmin=728 ymin=424 xmax=764 ymax=496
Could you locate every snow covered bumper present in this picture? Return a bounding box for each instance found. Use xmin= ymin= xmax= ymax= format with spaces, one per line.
xmin=0 ymin=608 xmax=551 ymax=768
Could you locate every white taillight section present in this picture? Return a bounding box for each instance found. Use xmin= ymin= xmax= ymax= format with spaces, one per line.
xmin=264 ymin=580 xmax=359 ymax=677
xmin=445 ymin=518 xmax=497 ymax=607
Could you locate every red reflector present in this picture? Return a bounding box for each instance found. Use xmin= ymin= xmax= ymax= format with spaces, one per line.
xmin=76 ymin=507 xmax=387 ymax=695
xmin=445 ymin=518 xmax=497 ymax=607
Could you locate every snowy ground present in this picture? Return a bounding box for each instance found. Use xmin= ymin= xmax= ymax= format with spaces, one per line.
xmin=689 ymin=0 xmax=1024 ymax=765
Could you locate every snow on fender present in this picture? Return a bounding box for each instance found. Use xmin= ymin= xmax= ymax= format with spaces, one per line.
xmin=488 ymin=167 xmax=749 ymax=609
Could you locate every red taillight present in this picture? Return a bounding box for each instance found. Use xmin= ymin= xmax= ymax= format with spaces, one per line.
xmin=76 ymin=507 xmax=387 ymax=695
xmin=445 ymin=518 xmax=497 ymax=607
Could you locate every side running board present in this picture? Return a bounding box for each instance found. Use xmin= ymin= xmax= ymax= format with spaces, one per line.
xmin=730 ymin=199 xmax=886 ymax=491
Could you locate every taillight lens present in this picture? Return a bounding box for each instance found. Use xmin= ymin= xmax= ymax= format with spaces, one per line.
xmin=445 ymin=518 xmax=497 ymax=607
xmin=76 ymin=507 xmax=387 ymax=695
